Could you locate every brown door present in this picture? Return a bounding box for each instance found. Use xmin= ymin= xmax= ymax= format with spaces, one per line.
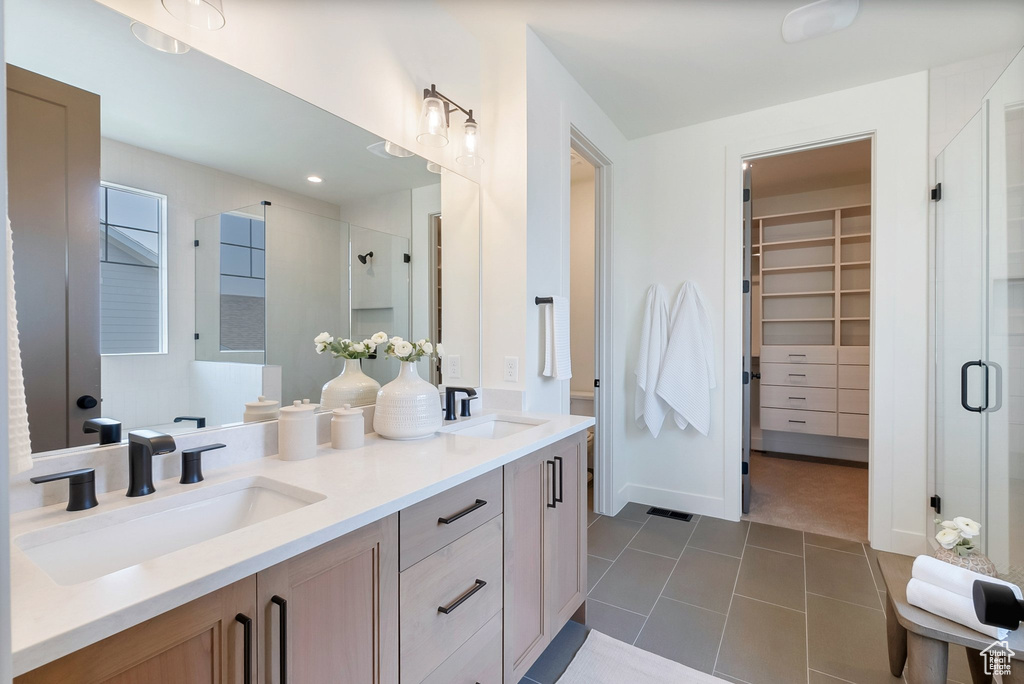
xmin=7 ymin=64 xmax=101 ymax=452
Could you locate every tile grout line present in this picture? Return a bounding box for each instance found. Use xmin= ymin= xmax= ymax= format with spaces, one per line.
xmin=586 ymin=595 xmax=649 ymax=618
xmin=711 ymin=521 xmax=752 ymax=676
xmin=860 ymin=542 xmax=888 ymax=611
xmin=805 ymin=591 xmax=884 ymax=613
xmin=589 ymin=512 xmax=652 ymax=598
xmin=731 ymin=592 xmax=805 ymax=614
xmin=803 ymin=530 xmax=810 ymax=684
xmin=659 ymin=594 xmax=729 ymax=616
xmin=629 ymin=515 xmax=698 ymax=647
xmin=744 ymin=541 xmax=804 ymax=558
xmin=808 ymin=668 xmax=859 ymax=684
xmin=587 ymin=556 xmax=614 ymax=592
xmin=804 ymin=541 xmax=870 ymax=557
xmin=623 ymin=546 xmax=681 ymax=562
xmin=685 ymin=544 xmax=744 ymax=560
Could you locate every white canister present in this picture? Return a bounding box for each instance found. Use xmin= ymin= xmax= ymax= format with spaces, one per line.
xmin=331 ymin=404 xmax=364 ymax=450
xmin=244 ymin=395 xmax=280 ymax=423
xmin=278 ymin=400 xmax=317 ymax=461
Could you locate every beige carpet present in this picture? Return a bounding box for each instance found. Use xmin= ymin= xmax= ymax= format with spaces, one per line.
xmin=743 ymin=451 xmax=868 ymax=542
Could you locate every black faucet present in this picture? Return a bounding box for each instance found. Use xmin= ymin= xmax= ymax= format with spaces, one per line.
xmin=444 ymin=387 xmax=478 ymax=421
xmin=83 ymin=417 xmax=122 ymax=445
xmin=173 ymin=415 xmax=206 ymax=429
xmin=180 ymin=443 xmax=225 ymax=485
xmin=30 ymin=468 xmax=99 ymax=511
xmin=127 ymin=430 xmax=176 ymax=497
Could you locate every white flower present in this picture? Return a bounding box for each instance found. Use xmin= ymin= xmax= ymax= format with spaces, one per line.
xmin=390 ymin=336 xmax=403 ymax=346
xmin=362 ymin=339 xmax=376 ymax=351
xmin=953 ymin=517 xmax=981 ymax=539
xmin=340 ymin=338 xmax=352 ymax=345
xmin=352 ymin=342 xmax=366 ymax=353
xmin=314 ymin=331 xmax=333 ymax=354
xmin=371 ymin=331 xmax=389 ymax=345
xmin=435 ymin=343 xmax=445 ymax=357
xmin=394 ymin=340 xmax=414 ymax=357
xmin=940 ymin=520 xmax=958 ymax=529
xmin=422 ymin=341 xmax=433 ymax=354
xmin=936 ymin=527 xmax=961 ymax=549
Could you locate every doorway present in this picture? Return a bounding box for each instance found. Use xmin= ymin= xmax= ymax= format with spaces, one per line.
xmin=742 ymin=138 xmax=873 ymax=542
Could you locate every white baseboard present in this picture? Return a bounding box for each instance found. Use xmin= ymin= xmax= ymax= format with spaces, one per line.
xmin=617 ymin=483 xmax=731 ymax=521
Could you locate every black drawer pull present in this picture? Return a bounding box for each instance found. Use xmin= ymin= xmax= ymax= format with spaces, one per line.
xmin=788 ymin=420 xmax=806 ymax=424
xmin=546 ymin=460 xmax=557 ymax=508
xmin=438 ymin=499 xmax=487 ymax=525
xmin=788 ymin=353 xmax=806 ymax=357
xmin=438 ymin=579 xmax=487 ymax=614
xmin=788 ymin=373 xmax=806 ymax=377
xmin=788 ymin=396 xmax=806 ymax=400
xmin=235 ymin=613 xmax=253 ymax=684
xmin=271 ymin=595 xmax=288 ymax=684
xmin=554 ymin=455 xmax=564 ymax=504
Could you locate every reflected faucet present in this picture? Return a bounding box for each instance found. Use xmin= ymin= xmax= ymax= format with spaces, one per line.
xmin=173 ymin=415 xmax=206 ymax=429
xmin=127 ymin=430 xmax=176 ymax=497
xmin=83 ymin=417 xmax=122 ymax=445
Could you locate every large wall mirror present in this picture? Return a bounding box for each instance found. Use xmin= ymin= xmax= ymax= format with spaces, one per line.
xmin=6 ymin=0 xmax=481 ymax=455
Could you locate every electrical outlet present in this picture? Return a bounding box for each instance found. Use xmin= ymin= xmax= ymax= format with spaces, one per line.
xmin=504 ymin=356 xmax=519 ymax=382
xmin=448 ymin=354 xmax=461 ymax=379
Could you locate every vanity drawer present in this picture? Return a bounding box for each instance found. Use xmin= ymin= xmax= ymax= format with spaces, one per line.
xmin=761 ymin=408 xmax=837 ymax=436
xmin=838 ymin=413 xmax=869 ymax=439
xmin=838 ymin=364 xmax=870 ymax=390
xmin=760 ymin=362 xmax=837 ymax=388
xmin=400 ymin=516 xmax=503 ymax=684
xmin=760 ymin=346 xmax=837 ymax=365
xmin=421 ymin=611 xmax=503 ymax=684
xmin=838 ymin=347 xmax=869 ymax=365
xmin=760 ymin=386 xmax=836 ymax=412
xmin=838 ymin=389 xmax=869 ymax=415
xmin=400 ymin=467 xmax=503 ymax=571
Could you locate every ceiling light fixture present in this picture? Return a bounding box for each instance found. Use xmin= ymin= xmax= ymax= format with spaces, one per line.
xmin=162 ymin=0 xmax=225 ymax=31
xmin=307 ymin=175 xmax=323 ymax=183
xmin=130 ymin=21 xmax=190 ymax=54
xmin=781 ymin=0 xmax=859 ymax=44
xmin=384 ymin=141 xmax=415 ymax=158
xmin=426 ymin=161 xmax=443 ymax=174
xmin=417 ymin=84 xmax=484 ymax=166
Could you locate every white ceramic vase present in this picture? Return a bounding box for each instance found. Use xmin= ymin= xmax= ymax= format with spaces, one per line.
xmin=373 ymin=361 xmax=441 ymax=440
xmin=321 ymin=358 xmax=380 ymax=409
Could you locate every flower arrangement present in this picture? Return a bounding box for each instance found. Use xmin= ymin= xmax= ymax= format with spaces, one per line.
xmin=384 ymin=336 xmax=444 ymax=363
xmin=934 ymin=516 xmax=982 ymax=556
xmin=314 ymin=331 xmax=390 ymax=360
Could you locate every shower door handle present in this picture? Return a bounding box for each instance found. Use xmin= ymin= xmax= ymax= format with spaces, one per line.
xmin=960 ymin=360 xmax=988 ymax=413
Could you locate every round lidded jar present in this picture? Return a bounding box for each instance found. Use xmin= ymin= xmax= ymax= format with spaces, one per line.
xmin=244 ymin=395 xmax=280 ymax=423
xmin=331 ymin=404 xmax=364 ymax=450
xmin=278 ymin=400 xmax=317 ymax=461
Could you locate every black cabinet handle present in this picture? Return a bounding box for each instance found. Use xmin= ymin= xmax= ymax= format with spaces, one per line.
xmin=553 ymin=456 xmax=564 ymax=504
xmin=961 ymin=360 xmax=987 ymax=413
xmin=546 ymin=460 xmax=557 ymax=508
xmin=438 ymin=579 xmax=487 ymax=614
xmin=235 ymin=613 xmax=252 ymax=684
xmin=788 ymin=373 xmax=806 ymax=377
xmin=788 ymin=396 xmax=806 ymax=400
xmin=788 ymin=420 xmax=806 ymax=424
xmin=271 ymin=595 xmax=288 ymax=684
xmin=438 ymin=499 xmax=487 ymax=525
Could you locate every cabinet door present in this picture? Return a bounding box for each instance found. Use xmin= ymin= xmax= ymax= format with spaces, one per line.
xmin=545 ymin=434 xmax=587 ymax=630
xmin=503 ymin=448 xmax=551 ymax=683
xmin=256 ymin=514 xmax=398 ymax=684
xmin=16 ymin=577 xmax=256 ymax=684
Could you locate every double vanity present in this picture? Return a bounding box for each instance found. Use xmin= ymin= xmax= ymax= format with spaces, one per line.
xmin=10 ymin=411 xmax=593 ymax=683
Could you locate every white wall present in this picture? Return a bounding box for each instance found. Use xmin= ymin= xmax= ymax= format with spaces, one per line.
xmin=622 ymin=73 xmax=930 ymax=555
xmin=0 ymin=0 xmax=13 ymax=676
xmin=569 ymin=165 xmax=595 ymax=395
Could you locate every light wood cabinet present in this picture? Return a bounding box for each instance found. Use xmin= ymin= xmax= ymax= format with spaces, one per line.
xmin=544 ymin=435 xmax=586 ymax=629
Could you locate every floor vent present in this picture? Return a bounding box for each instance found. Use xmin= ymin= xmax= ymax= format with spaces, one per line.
xmin=646 ymin=507 xmax=693 ymax=522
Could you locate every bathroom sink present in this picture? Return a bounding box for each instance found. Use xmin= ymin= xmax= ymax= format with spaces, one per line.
xmin=439 ymin=414 xmax=548 ymax=439
xmin=15 ymin=476 xmax=325 ymax=585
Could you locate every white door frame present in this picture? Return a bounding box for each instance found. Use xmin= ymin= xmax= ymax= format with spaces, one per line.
xmin=570 ymin=126 xmax=615 ymax=515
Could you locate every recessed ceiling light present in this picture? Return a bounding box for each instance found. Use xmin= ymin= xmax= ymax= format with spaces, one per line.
xmin=307 ymin=175 xmax=323 ymax=183
xmin=782 ymin=0 xmax=859 ymax=44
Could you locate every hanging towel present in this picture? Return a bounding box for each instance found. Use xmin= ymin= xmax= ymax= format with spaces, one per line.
xmin=656 ymin=282 xmax=716 ymax=436
xmin=634 ymin=284 xmax=671 ymax=436
xmin=8 ymin=216 xmax=32 ymax=475
xmin=912 ymin=554 xmax=1023 ymax=601
xmin=542 ymin=295 xmax=572 ymax=380
xmin=907 ymin=577 xmax=1010 ymax=640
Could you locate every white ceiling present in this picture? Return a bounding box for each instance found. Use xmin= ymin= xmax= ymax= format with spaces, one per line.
xmin=443 ymin=0 xmax=1024 ymax=139
xmin=6 ymin=0 xmax=440 ymax=207
xmin=751 ymin=138 xmax=871 ymax=197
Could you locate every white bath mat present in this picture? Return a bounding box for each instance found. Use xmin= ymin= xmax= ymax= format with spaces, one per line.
xmin=555 ymin=629 xmax=722 ymax=683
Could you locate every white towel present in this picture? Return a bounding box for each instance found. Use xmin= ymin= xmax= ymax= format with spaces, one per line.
xmin=656 ymin=282 xmax=716 ymax=436
xmin=542 ymin=295 xmax=572 ymax=380
xmin=912 ymin=554 xmax=1023 ymax=601
xmin=634 ymin=285 xmax=671 ymax=436
xmin=7 ymin=216 xmax=32 ymax=475
xmin=907 ymin=577 xmax=1009 ymax=640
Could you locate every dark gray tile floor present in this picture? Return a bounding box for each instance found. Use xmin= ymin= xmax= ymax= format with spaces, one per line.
xmin=520 ymin=500 xmax=977 ymax=684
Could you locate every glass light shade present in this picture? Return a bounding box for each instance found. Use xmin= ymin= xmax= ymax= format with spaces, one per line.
xmin=161 ymin=0 xmax=225 ymax=30
xmin=384 ymin=141 xmax=415 ymax=158
xmin=130 ymin=21 xmax=190 ymax=54
xmin=456 ymin=120 xmax=484 ymax=167
xmin=426 ymin=161 xmax=443 ymax=174
xmin=417 ymin=96 xmax=449 ymax=147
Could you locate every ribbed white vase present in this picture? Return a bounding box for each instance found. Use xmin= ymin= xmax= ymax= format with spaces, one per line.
xmin=373 ymin=361 xmax=441 ymax=440
xmin=321 ymin=358 xmax=381 ymax=409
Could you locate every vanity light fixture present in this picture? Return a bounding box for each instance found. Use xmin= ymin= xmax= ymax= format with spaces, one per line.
xmin=162 ymin=0 xmax=225 ymax=31
xmin=417 ymin=84 xmax=484 ymax=166
xmin=782 ymin=0 xmax=859 ymax=43
xmin=130 ymin=21 xmax=191 ymax=54
xmin=307 ymin=175 xmax=323 ymax=183
xmin=426 ymin=161 xmax=443 ymax=175
xmin=384 ymin=141 xmax=415 ymax=158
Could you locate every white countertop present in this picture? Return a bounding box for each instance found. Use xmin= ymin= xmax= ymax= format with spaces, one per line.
xmin=9 ymin=411 xmax=593 ymax=676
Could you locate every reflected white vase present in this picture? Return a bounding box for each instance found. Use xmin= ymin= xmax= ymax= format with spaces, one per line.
xmin=373 ymin=361 xmax=441 ymax=440
xmin=321 ymin=358 xmax=380 ymax=409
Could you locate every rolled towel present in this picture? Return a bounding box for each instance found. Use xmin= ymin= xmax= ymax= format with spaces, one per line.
xmin=912 ymin=555 xmax=1023 ymax=601
xmin=907 ymin=578 xmax=1008 ymax=640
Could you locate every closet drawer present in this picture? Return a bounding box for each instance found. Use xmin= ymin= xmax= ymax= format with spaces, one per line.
xmin=400 ymin=467 xmax=503 ymax=571
xmin=761 ymin=408 xmax=837 ymax=436
xmin=760 ymin=346 xmax=837 ymax=365
xmin=838 ymin=347 xmax=869 ymax=365
xmin=838 ymin=389 xmax=869 ymax=415
xmin=400 ymin=516 xmax=503 ymax=684
xmin=838 ymin=413 xmax=869 ymax=439
xmin=760 ymin=386 xmax=836 ymax=412
xmin=421 ymin=611 xmax=503 ymax=684
xmin=760 ymin=362 xmax=837 ymax=388
xmin=838 ymin=365 xmax=870 ymax=390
